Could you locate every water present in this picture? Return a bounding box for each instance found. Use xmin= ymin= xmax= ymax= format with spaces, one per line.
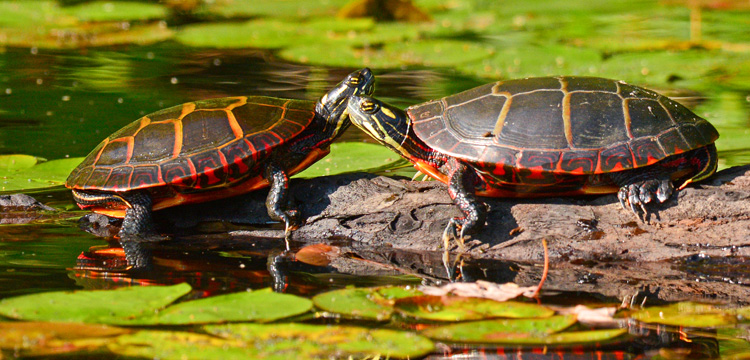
xmin=2 ymin=42 xmax=750 ymax=358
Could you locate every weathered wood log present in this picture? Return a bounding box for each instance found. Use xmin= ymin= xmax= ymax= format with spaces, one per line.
xmin=156 ymin=165 xmax=750 ymax=260
xmin=72 ymin=164 xmax=750 ymax=304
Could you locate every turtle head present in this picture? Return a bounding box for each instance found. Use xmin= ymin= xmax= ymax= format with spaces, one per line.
xmin=316 ymin=68 xmax=375 ymax=135
xmin=347 ymin=95 xmax=410 ymax=155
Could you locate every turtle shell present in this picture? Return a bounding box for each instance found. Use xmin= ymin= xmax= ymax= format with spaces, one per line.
xmin=408 ymin=76 xmax=718 ymax=177
xmin=66 ymin=96 xmax=322 ymax=212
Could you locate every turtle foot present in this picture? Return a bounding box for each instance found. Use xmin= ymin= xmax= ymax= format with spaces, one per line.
xmin=617 ymin=178 xmax=674 ymax=221
xmin=441 ymin=216 xmax=479 ymax=251
xmin=280 ymin=208 xmax=301 ymax=246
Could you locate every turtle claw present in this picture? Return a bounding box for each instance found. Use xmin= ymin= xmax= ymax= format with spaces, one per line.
xmin=617 ymin=179 xmax=674 ymax=222
xmin=442 ymin=218 xmax=468 ymax=251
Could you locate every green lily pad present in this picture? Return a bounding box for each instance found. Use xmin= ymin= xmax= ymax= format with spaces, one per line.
xmin=312 ymin=286 xmax=423 ymax=321
xmin=194 ymin=0 xmax=351 ymax=19
xmin=395 ymin=295 xmax=555 ymax=321
xmin=420 ymin=315 xmax=578 ymax=343
xmin=0 ymin=21 xmax=173 ymax=48
xmin=63 ymin=1 xmax=168 ymax=22
xmin=457 ymin=44 xmax=601 ymax=79
xmin=155 ymin=288 xmax=312 ymax=325
xmin=279 ymin=42 xmax=391 ymax=68
xmin=630 ymin=302 xmax=736 ymax=327
xmin=385 ymin=39 xmax=495 ymax=67
xmin=110 ymin=330 xmax=255 ymax=359
xmin=0 ymin=283 xmax=191 ymax=324
xmin=177 ymin=17 xmax=414 ymax=54
xmin=295 ymin=142 xmax=407 ymax=178
xmin=0 ymin=1 xmax=74 ymax=29
xmin=305 ymin=17 xmax=375 ymax=32
xmin=176 ymin=19 xmax=300 ymax=49
xmin=0 ymin=154 xmax=39 ymax=172
xmin=0 ymin=322 xmax=129 ymax=357
xmin=0 ymin=157 xmax=83 ymax=192
xmin=205 ymin=323 xmax=435 ymax=359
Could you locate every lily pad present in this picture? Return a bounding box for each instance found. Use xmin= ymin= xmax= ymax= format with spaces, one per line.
xmin=295 ymin=142 xmax=407 ymax=178
xmin=457 ymin=44 xmax=601 ymax=79
xmin=0 ymin=154 xmax=39 ymax=172
xmin=205 ymin=323 xmax=435 ymax=359
xmin=176 ymin=19 xmax=301 ymax=49
xmin=0 ymin=21 xmax=173 ymax=48
xmin=0 ymin=322 xmax=129 ymax=357
xmin=63 ymin=1 xmax=169 ymax=22
xmin=0 ymin=283 xmax=191 ymax=324
xmin=0 ymin=1 xmax=74 ymax=28
xmin=194 ymin=0 xmax=351 ymax=19
xmin=385 ymin=39 xmax=495 ymax=67
xmin=0 ymin=157 xmax=83 ymax=192
xmin=395 ymin=295 xmax=555 ymax=321
xmin=420 ymin=315 xmax=578 ymax=343
xmin=155 ymin=288 xmax=312 ymax=324
xmin=630 ymin=302 xmax=736 ymax=327
xmin=312 ymin=286 xmax=423 ymax=321
xmin=110 ymin=330 xmax=255 ymax=359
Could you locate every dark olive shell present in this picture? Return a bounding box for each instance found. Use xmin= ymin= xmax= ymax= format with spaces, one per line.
xmin=408 ymin=76 xmax=718 ymax=175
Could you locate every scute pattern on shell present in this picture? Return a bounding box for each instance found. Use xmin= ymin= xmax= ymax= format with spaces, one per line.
xmin=66 ymin=96 xmax=316 ymax=192
xmin=408 ymin=76 xmax=719 ymax=176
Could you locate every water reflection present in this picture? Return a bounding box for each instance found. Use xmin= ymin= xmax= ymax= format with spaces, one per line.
xmin=68 ymin=232 xmax=526 ymax=297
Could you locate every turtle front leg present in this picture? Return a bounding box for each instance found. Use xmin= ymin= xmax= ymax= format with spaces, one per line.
xmin=617 ymin=178 xmax=674 ymax=221
xmin=263 ymin=163 xmax=301 ymax=238
xmin=72 ymin=189 xmax=157 ymax=238
xmin=443 ymin=157 xmax=487 ymax=249
xmin=119 ymin=190 xmax=157 ymax=237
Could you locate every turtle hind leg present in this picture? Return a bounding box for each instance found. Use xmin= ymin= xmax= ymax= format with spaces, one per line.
xmin=263 ymin=163 xmax=301 ymax=240
xmin=617 ymin=178 xmax=673 ymax=221
xmin=612 ymin=145 xmax=716 ymax=221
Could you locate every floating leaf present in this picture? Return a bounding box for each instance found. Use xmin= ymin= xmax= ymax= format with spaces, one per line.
xmin=395 ymin=295 xmax=555 ymax=321
xmin=155 ymin=288 xmax=312 ymax=324
xmin=456 ymin=44 xmax=601 ymax=79
xmin=110 ymin=330 xmax=253 ymax=359
xmin=385 ymin=40 xmax=495 ymax=67
xmin=421 ymin=315 xmax=577 ymax=343
xmin=176 ymin=20 xmax=301 ymax=49
xmin=0 ymin=157 xmax=83 ymax=192
xmin=63 ymin=1 xmax=169 ymax=22
xmin=279 ymin=42 xmax=391 ymax=68
xmin=294 ymin=244 xmax=341 ymax=266
xmin=205 ymin=323 xmax=435 ymax=359
xmin=0 ymin=1 xmax=75 ymax=28
xmin=0 ymin=283 xmax=191 ymax=324
xmin=0 ymin=21 xmax=173 ymax=48
xmin=295 ymin=142 xmax=407 ymax=178
xmin=0 ymin=322 xmax=129 ymax=357
xmin=419 ymin=280 xmax=536 ymax=302
xmin=0 ymin=154 xmax=39 ymax=171
xmin=631 ymin=302 xmax=736 ymax=327
xmin=194 ymin=0 xmax=351 ymax=19
xmin=312 ymin=286 xmax=422 ymax=321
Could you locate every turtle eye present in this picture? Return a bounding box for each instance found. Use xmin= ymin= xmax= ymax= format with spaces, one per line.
xmin=347 ymin=76 xmax=360 ymax=86
xmin=360 ymin=100 xmax=379 ymax=114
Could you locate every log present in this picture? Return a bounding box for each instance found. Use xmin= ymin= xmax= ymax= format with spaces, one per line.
xmin=73 ymin=164 xmax=750 ymax=304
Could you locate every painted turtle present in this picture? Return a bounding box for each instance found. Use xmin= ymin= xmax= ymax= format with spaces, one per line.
xmin=347 ymin=76 xmax=719 ymax=246
xmin=66 ymin=68 xmax=374 ymax=238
